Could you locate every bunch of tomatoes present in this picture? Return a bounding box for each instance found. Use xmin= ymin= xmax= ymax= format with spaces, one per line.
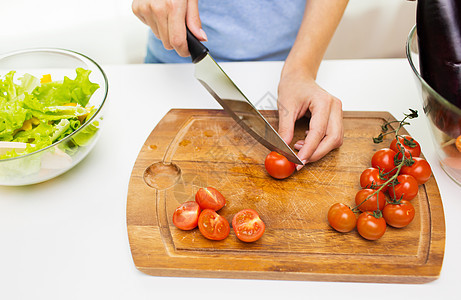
xmin=328 ymin=110 xmax=433 ymax=240
xmin=172 ymin=187 xmax=266 ymax=242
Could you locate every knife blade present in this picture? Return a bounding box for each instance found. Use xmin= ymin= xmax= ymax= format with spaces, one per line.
xmin=186 ymin=29 xmax=303 ymax=165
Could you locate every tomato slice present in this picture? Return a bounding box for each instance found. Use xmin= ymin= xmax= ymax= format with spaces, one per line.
xmin=232 ymin=209 xmax=265 ymax=242
xmin=172 ymin=201 xmax=201 ymax=230
xmin=198 ymin=209 xmax=230 ymax=240
xmin=195 ymin=187 xmax=226 ymax=211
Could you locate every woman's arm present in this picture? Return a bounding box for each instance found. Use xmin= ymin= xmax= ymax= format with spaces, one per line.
xmin=277 ymin=0 xmax=349 ymax=169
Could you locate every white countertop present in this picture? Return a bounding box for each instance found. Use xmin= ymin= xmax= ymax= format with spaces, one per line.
xmin=1 ymin=59 xmax=460 ymax=300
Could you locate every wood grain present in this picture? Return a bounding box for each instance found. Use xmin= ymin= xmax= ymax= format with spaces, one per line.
xmin=126 ymin=109 xmax=445 ymax=283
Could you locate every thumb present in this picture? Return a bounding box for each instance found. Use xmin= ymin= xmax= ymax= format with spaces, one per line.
xmin=277 ymin=108 xmax=295 ymax=145
xmin=186 ymin=0 xmax=207 ymax=41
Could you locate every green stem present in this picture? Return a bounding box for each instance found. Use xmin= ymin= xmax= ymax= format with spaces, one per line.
xmin=354 ymin=111 xmax=415 ymax=213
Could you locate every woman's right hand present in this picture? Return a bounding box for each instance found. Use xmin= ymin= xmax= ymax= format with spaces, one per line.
xmin=132 ymin=0 xmax=207 ymax=57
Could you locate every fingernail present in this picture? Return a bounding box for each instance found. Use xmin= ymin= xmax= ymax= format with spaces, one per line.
xmin=200 ymin=29 xmax=208 ymax=41
xmin=296 ymin=160 xmax=307 ymax=171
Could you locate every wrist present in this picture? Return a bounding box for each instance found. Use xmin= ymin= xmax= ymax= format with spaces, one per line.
xmin=280 ymin=58 xmax=318 ymax=83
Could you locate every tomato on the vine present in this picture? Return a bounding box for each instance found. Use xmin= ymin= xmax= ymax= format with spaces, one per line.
xmin=172 ymin=201 xmax=201 ymax=230
xmin=400 ymin=157 xmax=432 ymax=184
xmin=232 ymin=209 xmax=265 ymax=242
xmin=195 ymin=187 xmax=226 ymax=211
xmin=383 ymin=200 xmax=415 ymax=228
xmin=264 ymin=151 xmax=296 ymax=179
xmin=198 ymin=209 xmax=230 ymax=241
xmin=371 ymin=148 xmax=397 ymax=175
xmin=355 ymin=189 xmax=386 ymax=212
xmin=360 ymin=167 xmax=389 ymax=192
xmin=390 ymin=135 xmax=421 ymax=158
xmin=356 ymin=212 xmax=387 ymax=240
xmin=388 ymin=174 xmax=419 ymax=201
xmin=327 ymin=203 xmax=356 ymax=233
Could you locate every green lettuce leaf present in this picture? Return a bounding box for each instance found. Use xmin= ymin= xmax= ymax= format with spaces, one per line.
xmin=32 ymin=67 xmax=99 ymax=107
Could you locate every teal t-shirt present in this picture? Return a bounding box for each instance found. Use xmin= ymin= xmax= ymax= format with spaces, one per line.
xmin=145 ymin=0 xmax=306 ymax=63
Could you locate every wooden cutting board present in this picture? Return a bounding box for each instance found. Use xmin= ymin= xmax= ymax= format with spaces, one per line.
xmin=126 ymin=109 xmax=445 ymax=283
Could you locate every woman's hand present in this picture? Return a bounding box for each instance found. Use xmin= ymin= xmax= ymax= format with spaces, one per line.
xmin=132 ymin=0 xmax=207 ymax=57
xmin=277 ymin=71 xmax=343 ymax=170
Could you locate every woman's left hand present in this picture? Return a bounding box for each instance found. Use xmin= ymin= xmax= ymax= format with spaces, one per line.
xmin=277 ymin=71 xmax=343 ymax=170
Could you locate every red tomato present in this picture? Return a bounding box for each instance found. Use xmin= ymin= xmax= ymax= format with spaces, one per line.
xmin=401 ymin=157 xmax=432 ymax=184
xmin=390 ymin=135 xmax=421 ymax=158
xmin=359 ymin=167 xmax=389 ymax=192
xmin=371 ymin=148 xmax=397 ymax=175
xmin=264 ymin=151 xmax=296 ymax=179
xmin=355 ymin=189 xmax=386 ymax=212
xmin=232 ymin=209 xmax=266 ymax=242
xmin=383 ymin=200 xmax=415 ymax=228
xmin=356 ymin=212 xmax=387 ymax=240
xmin=198 ymin=209 xmax=230 ymax=240
xmin=327 ymin=203 xmax=357 ymax=233
xmin=388 ymin=174 xmax=419 ymax=201
xmin=456 ymin=135 xmax=461 ymax=152
xmin=195 ymin=187 xmax=226 ymax=211
xmin=172 ymin=201 xmax=201 ymax=230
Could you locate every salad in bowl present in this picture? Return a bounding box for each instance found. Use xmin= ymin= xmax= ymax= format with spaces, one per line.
xmin=0 ymin=48 xmax=108 ymax=186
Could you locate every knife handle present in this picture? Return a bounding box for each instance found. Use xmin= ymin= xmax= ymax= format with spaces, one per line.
xmin=186 ymin=27 xmax=209 ymax=64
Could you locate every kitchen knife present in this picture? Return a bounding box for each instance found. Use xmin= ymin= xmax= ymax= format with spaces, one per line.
xmin=186 ymin=29 xmax=303 ymax=165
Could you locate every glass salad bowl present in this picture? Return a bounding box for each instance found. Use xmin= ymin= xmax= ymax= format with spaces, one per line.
xmin=0 ymin=48 xmax=108 ymax=186
xmin=406 ymin=26 xmax=461 ymax=186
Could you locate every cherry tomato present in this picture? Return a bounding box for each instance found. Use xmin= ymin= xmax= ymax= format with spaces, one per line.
xmin=388 ymin=174 xmax=419 ymax=201
xmin=195 ymin=187 xmax=226 ymax=211
xmin=172 ymin=201 xmax=201 ymax=230
xmin=264 ymin=151 xmax=296 ymax=179
xmin=359 ymin=167 xmax=389 ymax=192
xmin=356 ymin=212 xmax=387 ymax=240
xmin=390 ymin=135 xmax=421 ymax=158
xmin=198 ymin=209 xmax=230 ymax=241
xmin=355 ymin=189 xmax=386 ymax=212
xmin=371 ymin=148 xmax=397 ymax=175
xmin=400 ymin=157 xmax=432 ymax=184
xmin=232 ymin=209 xmax=266 ymax=242
xmin=383 ymin=200 xmax=415 ymax=228
xmin=327 ymin=203 xmax=356 ymax=233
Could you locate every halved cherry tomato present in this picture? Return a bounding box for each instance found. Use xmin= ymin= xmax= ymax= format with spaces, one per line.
xmin=371 ymin=148 xmax=397 ymax=175
xmin=198 ymin=209 xmax=230 ymax=240
xmin=388 ymin=174 xmax=419 ymax=201
xmin=264 ymin=151 xmax=296 ymax=179
xmin=390 ymin=135 xmax=421 ymax=158
xmin=359 ymin=167 xmax=389 ymax=192
xmin=355 ymin=189 xmax=386 ymax=212
xmin=172 ymin=201 xmax=201 ymax=230
xmin=356 ymin=212 xmax=387 ymax=240
xmin=232 ymin=209 xmax=265 ymax=242
xmin=383 ymin=200 xmax=415 ymax=228
xmin=195 ymin=187 xmax=226 ymax=211
xmin=400 ymin=157 xmax=432 ymax=184
xmin=327 ymin=203 xmax=356 ymax=233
